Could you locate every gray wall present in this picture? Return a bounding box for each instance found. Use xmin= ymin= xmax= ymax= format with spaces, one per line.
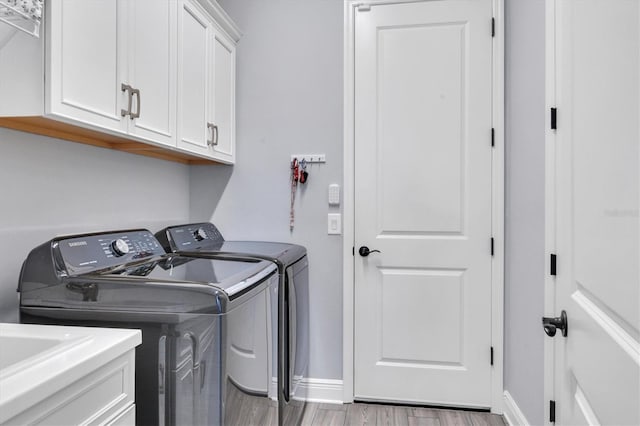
xmin=0 ymin=128 xmax=190 ymax=322
xmin=192 ymin=0 xmax=550 ymax=405
xmin=0 ymin=1 xmax=548 ymax=417
xmin=504 ymin=0 xmax=546 ymax=424
xmin=189 ymin=0 xmax=344 ymax=380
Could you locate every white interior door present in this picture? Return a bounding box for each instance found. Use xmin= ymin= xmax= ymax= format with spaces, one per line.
xmin=354 ymin=0 xmax=494 ymax=407
xmin=552 ymin=1 xmax=640 ymax=424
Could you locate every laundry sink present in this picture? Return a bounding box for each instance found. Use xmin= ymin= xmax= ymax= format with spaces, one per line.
xmin=0 ymin=323 xmax=141 ymax=424
xmin=1 ymin=335 xmax=61 ymax=366
xmin=0 ymin=325 xmax=90 ymax=378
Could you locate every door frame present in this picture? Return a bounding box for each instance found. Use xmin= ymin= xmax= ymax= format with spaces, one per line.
xmin=543 ymin=1 xmax=556 ymax=424
xmin=342 ymin=0 xmax=506 ymax=414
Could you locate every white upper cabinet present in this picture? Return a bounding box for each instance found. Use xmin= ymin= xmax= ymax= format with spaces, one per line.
xmin=177 ymin=0 xmax=236 ymax=164
xmin=211 ymin=29 xmax=235 ymax=163
xmin=0 ymin=0 xmax=239 ymax=164
xmin=125 ymin=0 xmax=177 ymax=147
xmin=47 ymin=0 xmax=127 ymax=133
xmin=178 ymin=0 xmax=212 ymax=156
xmin=48 ymin=0 xmax=176 ymax=147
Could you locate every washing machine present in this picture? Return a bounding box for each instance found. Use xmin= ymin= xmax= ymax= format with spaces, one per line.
xmin=19 ymin=229 xmax=278 ymax=426
xmin=155 ymin=223 xmax=309 ymax=426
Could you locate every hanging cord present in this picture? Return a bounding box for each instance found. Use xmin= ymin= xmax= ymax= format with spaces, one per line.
xmin=290 ymin=158 xmax=299 ymax=231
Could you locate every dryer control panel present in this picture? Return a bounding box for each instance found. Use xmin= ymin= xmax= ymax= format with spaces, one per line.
xmin=156 ymin=223 xmax=225 ymax=252
xmin=56 ymin=230 xmax=165 ymax=276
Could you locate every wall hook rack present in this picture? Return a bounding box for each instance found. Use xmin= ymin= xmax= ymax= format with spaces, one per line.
xmin=290 ymin=154 xmax=326 ymax=164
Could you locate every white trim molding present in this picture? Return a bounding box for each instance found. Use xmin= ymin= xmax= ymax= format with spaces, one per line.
xmin=503 ymin=391 xmax=531 ymax=426
xmin=490 ymin=0 xmax=506 ymax=414
xmin=270 ymin=378 xmax=345 ymax=405
xmin=198 ymin=0 xmax=242 ymax=41
xmin=342 ymin=0 xmax=505 ymax=411
xmin=342 ymin=0 xmax=357 ymax=404
xmin=543 ymin=1 xmax=558 ymax=425
xmin=296 ymin=378 xmax=345 ymax=404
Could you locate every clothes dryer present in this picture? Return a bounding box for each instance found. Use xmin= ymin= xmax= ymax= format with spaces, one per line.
xmin=155 ymin=223 xmax=309 ymax=426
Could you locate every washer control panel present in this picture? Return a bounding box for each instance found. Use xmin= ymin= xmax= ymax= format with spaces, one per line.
xmin=56 ymin=230 xmax=165 ymax=275
xmin=161 ymin=223 xmax=224 ymax=252
xmin=111 ymin=238 xmax=130 ymax=256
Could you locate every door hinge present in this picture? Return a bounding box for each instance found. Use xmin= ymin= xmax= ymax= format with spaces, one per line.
xmin=491 ymin=128 xmax=495 ymax=147
xmin=490 ymin=346 xmax=494 ymax=365
xmin=490 ymin=238 xmax=494 ymax=256
xmin=491 ymin=17 xmax=495 ymax=37
xmin=357 ymin=3 xmax=371 ymax=12
xmin=550 ymin=254 xmax=557 ymax=276
xmin=551 ymin=108 xmax=557 ymax=130
xmin=352 ymin=246 xmax=355 ymax=256
xmin=550 ymin=400 xmax=556 ymax=423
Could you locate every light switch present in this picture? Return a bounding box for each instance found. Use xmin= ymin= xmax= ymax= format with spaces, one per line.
xmin=328 ymin=213 xmax=342 ymax=235
xmin=328 ymin=184 xmax=340 ymax=206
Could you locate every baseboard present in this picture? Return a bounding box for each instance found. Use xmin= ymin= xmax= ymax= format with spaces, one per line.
xmin=269 ymin=377 xmax=345 ymax=404
xmin=296 ymin=378 xmax=344 ymax=404
xmin=503 ymin=391 xmax=530 ymax=426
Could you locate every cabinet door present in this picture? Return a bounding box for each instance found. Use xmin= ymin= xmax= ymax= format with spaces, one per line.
xmin=211 ymin=30 xmax=235 ymax=164
xmin=126 ymin=0 xmax=177 ymax=147
xmin=47 ymin=0 xmax=127 ymax=134
xmin=177 ymin=0 xmax=212 ymax=156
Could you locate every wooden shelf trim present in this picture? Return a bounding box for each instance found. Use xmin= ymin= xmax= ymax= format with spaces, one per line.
xmin=0 ymin=116 xmax=223 ymax=165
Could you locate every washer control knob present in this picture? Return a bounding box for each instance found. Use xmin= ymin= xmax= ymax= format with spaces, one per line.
xmin=111 ymin=239 xmax=130 ymax=256
xmin=194 ymin=228 xmax=208 ymax=241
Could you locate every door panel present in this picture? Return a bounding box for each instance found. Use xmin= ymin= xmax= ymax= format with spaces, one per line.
xmin=378 ymin=23 xmax=465 ymax=234
xmin=212 ymin=32 xmax=235 ymax=162
xmin=48 ymin=0 xmax=126 ymax=133
xmin=554 ymin=1 xmax=640 ymax=424
xmin=354 ymin=0 xmax=493 ymax=406
xmin=177 ymin=0 xmax=211 ymax=155
xmin=127 ymin=0 xmax=176 ymax=147
xmin=379 ymin=268 xmax=464 ymax=363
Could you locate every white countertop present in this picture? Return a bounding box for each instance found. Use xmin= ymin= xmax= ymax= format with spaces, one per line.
xmin=0 ymin=323 xmax=141 ymax=422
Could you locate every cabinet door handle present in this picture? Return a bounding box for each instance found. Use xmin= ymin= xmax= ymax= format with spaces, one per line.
xmin=120 ymin=83 xmax=133 ymax=117
xmin=130 ymin=88 xmax=141 ymax=119
xmin=207 ymin=122 xmax=217 ymax=147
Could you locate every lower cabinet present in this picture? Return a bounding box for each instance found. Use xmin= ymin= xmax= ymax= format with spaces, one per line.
xmin=4 ymin=351 xmax=136 ymax=426
xmin=106 ymin=404 xmax=136 ymax=426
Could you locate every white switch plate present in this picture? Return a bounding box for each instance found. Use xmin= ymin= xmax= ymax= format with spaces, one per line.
xmin=328 ymin=213 xmax=342 ymax=235
xmin=328 ymin=184 xmax=340 ymax=206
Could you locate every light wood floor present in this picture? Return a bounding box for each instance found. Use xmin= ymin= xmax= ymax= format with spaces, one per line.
xmin=224 ymin=381 xmax=505 ymax=425
xmin=300 ymin=402 xmax=506 ymax=426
